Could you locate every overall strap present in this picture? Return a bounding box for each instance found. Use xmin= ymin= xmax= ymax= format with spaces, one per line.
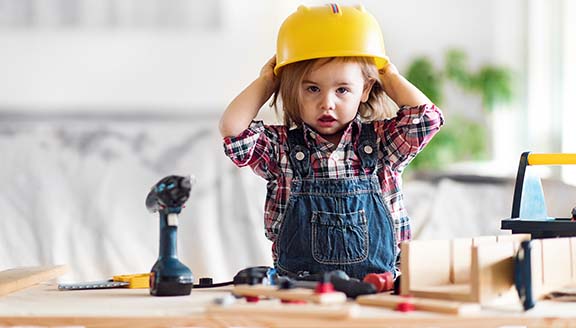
xmin=287 ymin=128 xmax=312 ymax=178
xmin=358 ymin=122 xmax=378 ymax=172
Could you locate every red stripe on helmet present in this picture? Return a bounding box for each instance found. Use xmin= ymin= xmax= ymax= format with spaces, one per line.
xmin=329 ymin=3 xmax=340 ymax=14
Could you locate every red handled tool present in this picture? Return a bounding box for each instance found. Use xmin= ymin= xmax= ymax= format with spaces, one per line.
xmin=363 ymin=271 xmax=394 ymax=292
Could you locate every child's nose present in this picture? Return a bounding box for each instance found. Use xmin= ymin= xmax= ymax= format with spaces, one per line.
xmin=320 ymin=93 xmax=336 ymax=110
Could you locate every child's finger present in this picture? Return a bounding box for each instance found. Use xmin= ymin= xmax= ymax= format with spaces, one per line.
xmin=261 ymin=55 xmax=277 ymax=76
xmin=378 ymin=56 xmax=391 ymax=72
xmin=379 ymin=59 xmax=399 ymax=76
xmin=383 ymin=56 xmax=391 ymax=67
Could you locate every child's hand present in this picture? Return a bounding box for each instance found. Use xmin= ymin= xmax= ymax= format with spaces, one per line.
xmin=260 ymin=55 xmax=280 ymax=95
xmin=378 ymin=58 xmax=401 ymax=101
xmin=377 ymin=57 xmax=432 ymax=107
xmin=378 ymin=58 xmax=400 ymax=82
xmin=219 ymin=55 xmax=282 ymax=137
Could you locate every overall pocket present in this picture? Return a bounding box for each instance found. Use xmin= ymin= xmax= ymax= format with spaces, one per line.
xmin=311 ymin=210 xmax=369 ymax=264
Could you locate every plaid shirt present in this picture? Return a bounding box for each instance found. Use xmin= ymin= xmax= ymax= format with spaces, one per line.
xmin=223 ymin=104 xmax=444 ymax=260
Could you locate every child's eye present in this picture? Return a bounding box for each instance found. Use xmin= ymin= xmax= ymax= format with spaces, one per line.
xmin=336 ymin=87 xmax=349 ymax=94
xmin=306 ymin=86 xmax=320 ymax=93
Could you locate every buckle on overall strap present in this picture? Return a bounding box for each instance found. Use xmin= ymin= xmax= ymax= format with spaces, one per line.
xmin=358 ymin=122 xmax=378 ymax=171
xmin=287 ymin=128 xmax=311 ymax=178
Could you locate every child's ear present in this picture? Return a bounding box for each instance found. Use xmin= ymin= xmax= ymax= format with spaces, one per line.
xmin=361 ymin=79 xmax=376 ymax=103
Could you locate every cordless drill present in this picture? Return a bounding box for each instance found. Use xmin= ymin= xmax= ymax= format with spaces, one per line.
xmin=146 ymin=175 xmax=194 ymax=296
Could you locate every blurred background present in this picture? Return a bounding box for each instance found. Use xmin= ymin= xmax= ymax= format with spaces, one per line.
xmin=1 ymin=0 xmax=575 ymax=282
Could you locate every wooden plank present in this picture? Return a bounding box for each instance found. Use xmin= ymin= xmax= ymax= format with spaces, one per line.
xmin=408 ymin=284 xmax=473 ymax=302
xmin=206 ymin=303 xmax=356 ymax=319
xmin=0 ymin=316 xmax=241 ymax=328
xmin=0 ymin=265 xmax=68 ymax=297
xmin=232 ymin=285 xmax=347 ymax=304
xmin=356 ymin=294 xmax=481 ymax=315
xmin=3 ymin=314 xmax=576 ymax=328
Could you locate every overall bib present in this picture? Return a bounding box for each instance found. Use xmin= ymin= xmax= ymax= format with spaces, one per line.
xmin=275 ymin=123 xmax=397 ymax=279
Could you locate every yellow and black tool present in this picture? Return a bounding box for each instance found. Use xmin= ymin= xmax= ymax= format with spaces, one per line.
xmin=58 ymin=273 xmax=150 ymax=290
xmin=501 ymin=152 xmax=576 ymax=238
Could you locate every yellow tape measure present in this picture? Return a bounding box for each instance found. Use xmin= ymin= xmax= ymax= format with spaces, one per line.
xmin=112 ymin=273 xmax=150 ymax=289
xmin=58 ymin=273 xmax=150 ymax=290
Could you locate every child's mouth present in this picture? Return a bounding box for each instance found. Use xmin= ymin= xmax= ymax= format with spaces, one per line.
xmin=318 ymin=115 xmax=336 ymax=127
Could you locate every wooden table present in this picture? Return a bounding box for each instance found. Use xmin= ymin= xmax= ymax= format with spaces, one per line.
xmin=1 ymin=282 xmax=576 ymax=328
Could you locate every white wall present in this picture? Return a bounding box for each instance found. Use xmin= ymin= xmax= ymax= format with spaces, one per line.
xmin=0 ymin=0 xmax=276 ymax=111
xmin=0 ymin=0 xmax=523 ymax=115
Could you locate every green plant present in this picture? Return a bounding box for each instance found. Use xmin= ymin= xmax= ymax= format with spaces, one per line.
xmin=405 ymin=58 xmax=444 ymax=105
xmin=444 ymin=50 xmax=513 ymax=110
xmin=404 ymin=49 xmax=514 ymax=173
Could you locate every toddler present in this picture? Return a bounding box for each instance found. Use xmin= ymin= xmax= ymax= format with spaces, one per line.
xmin=219 ymin=4 xmax=444 ymax=279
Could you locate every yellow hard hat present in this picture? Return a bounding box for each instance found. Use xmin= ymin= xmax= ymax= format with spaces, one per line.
xmin=274 ymin=4 xmax=387 ymax=75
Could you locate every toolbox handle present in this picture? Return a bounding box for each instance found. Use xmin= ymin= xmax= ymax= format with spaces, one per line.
xmin=511 ymin=152 xmax=576 ymax=218
xmin=527 ymin=153 xmax=576 ymax=165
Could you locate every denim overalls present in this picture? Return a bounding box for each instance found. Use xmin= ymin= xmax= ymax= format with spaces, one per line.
xmin=275 ymin=123 xmax=397 ymax=279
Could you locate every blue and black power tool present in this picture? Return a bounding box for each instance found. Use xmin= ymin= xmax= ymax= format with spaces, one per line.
xmin=146 ymin=175 xmax=194 ymax=296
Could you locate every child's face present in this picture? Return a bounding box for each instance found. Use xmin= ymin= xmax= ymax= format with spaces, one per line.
xmin=299 ymin=59 xmax=373 ymax=144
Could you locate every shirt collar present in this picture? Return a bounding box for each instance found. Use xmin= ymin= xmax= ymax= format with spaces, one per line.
xmin=300 ymin=114 xmax=363 ymax=147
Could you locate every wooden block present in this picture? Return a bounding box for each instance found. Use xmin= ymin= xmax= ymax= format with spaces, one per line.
xmin=448 ymin=234 xmax=528 ymax=286
xmin=232 ymin=285 xmax=347 ymax=305
xmin=206 ymin=303 xmax=356 ymax=319
xmin=401 ymin=239 xmax=451 ymax=291
xmin=0 ymin=265 xmax=68 ymax=297
xmin=451 ymin=238 xmax=472 ymax=284
xmin=496 ymin=233 xmax=531 ymax=243
xmin=400 ymin=241 xmax=411 ymax=296
xmin=541 ymin=237 xmax=573 ymax=290
xmin=356 ymin=294 xmax=480 ymax=315
xmin=472 ymin=235 xmax=497 ymax=246
xmin=471 ymin=242 xmax=516 ymax=304
xmin=496 ymin=234 xmax=531 ymax=252
xmin=570 ymin=237 xmax=576 ymax=285
xmin=529 ymin=239 xmax=544 ymax=299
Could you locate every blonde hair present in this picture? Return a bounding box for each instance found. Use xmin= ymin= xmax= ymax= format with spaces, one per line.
xmin=272 ymin=57 xmax=396 ymax=128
